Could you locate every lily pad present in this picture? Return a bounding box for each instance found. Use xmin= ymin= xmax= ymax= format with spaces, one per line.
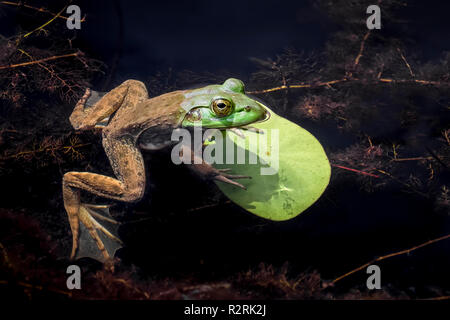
xmin=212 ymin=106 xmax=331 ymax=221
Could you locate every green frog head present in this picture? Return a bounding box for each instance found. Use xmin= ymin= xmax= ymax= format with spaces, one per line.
xmin=180 ymin=78 xmax=269 ymax=129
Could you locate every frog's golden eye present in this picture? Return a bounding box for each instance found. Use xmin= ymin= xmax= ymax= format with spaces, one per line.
xmin=210 ymin=99 xmax=233 ymax=117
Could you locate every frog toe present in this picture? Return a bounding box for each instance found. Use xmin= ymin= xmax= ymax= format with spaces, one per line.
xmin=78 ymin=88 xmax=91 ymax=106
xmin=214 ymin=173 xmax=250 ymax=190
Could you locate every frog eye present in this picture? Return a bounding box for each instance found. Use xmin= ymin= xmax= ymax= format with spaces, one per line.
xmin=210 ymin=98 xmax=233 ymax=117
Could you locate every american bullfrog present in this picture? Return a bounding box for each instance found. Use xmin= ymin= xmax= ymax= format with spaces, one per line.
xmin=63 ymin=78 xmax=268 ymax=263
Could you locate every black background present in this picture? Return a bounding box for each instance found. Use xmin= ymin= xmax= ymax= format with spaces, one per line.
xmin=0 ymin=0 xmax=449 ymax=299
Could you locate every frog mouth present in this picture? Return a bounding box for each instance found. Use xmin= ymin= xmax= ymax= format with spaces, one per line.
xmin=252 ymin=101 xmax=271 ymax=124
xmin=244 ymin=107 xmax=270 ymax=126
xmin=228 ymin=108 xmax=270 ymax=129
xmin=259 ymin=109 xmax=271 ymax=122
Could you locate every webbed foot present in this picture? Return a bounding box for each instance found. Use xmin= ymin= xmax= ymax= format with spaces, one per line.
xmin=71 ymin=203 xmax=123 ymax=263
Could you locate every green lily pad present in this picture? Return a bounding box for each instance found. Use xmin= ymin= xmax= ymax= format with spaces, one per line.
xmin=212 ymin=106 xmax=331 ymax=221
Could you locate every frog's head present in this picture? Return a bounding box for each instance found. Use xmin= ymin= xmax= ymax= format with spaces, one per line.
xmin=180 ymin=78 xmax=269 ymax=129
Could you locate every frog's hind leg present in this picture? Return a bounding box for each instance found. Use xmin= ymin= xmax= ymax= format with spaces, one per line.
xmin=63 ymin=136 xmax=146 ymax=263
xmin=69 ymin=79 xmax=148 ymax=131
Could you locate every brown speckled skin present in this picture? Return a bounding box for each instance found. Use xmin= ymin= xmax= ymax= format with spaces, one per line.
xmin=63 ymin=80 xmax=189 ymax=261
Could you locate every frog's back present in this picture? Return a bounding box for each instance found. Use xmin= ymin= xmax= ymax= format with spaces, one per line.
xmin=104 ymin=90 xmax=188 ymax=143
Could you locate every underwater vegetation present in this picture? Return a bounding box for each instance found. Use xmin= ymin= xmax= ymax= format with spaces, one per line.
xmin=0 ymin=0 xmax=449 ymax=300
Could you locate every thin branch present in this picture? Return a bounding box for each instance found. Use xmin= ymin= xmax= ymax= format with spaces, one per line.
xmin=17 ymin=49 xmax=71 ymax=90
xmin=248 ymin=79 xmax=348 ymax=94
xmin=21 ymin=5 xmax=67 ymax=40
xmin=397 ymin=47 xmax=415 ymax=77
xmin=0 ymin=52 xmax=80 ymax=70
xmin=392 ymin=157 xmax=433 ymax=162
xmin=378 ymin=78 xmax=443 ymax=85
xmin=247 ymin=77 xmax=449 ymax=94
xmin=346 ymin=30 xmax=371 ymax=78
xmin=332 ymin=233 xmax=450 ymax=284
xmin=354 ymin=31 xmax=371 ymax=68
xmin=331 ymin=164 xmax=380 ymax=178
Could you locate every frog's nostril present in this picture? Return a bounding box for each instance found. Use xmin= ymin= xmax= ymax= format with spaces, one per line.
xmin=244 ymin=106 xmax=251 ymax=112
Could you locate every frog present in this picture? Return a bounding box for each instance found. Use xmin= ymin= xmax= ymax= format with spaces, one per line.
xmin=63 ymin=78 xmax=269 ymax=263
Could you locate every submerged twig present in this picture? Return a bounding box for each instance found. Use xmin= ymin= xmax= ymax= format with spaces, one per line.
xmin=331 ymin=164 xmax=380 ymax=178
xmin=332 ymin=233 xmax=450 ymax=284
xmin=248 ymin=77 xmax=449 ymax=94
xmin=20 ymin=5 xmax=67 ymax=40
xmin=346 ymin=30 xmax=371 ymax=78
xmin=397 ymin=47 xmax=415 ymax=77
xmin=392 ymin=157 xmax=433 ymax=162
xmin=0 ymin=52 xmax=81 ymax=70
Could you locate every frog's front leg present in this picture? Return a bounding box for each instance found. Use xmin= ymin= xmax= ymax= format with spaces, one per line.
xmin=179 ymin=144 xmax=251 ymax=190
xmin=63 ymin=135 xmax=145 ymax=262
